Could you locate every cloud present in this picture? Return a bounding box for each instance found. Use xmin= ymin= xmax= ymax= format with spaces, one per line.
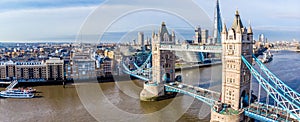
xmin=254 ymin=25 xmax=300 ymax=32
xmin=0 ymin=5 xmax=97 ymax=41
xmin=0 ymin=0 xmax=103 ymax=12
xmin=0 ymin=0 xmax=299 ymax=41
xmin=272 ymin=14 xmax=300 ymax=20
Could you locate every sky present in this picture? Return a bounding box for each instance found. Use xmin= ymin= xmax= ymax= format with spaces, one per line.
xmin=0 ymin=0 xmax=299 ymax=42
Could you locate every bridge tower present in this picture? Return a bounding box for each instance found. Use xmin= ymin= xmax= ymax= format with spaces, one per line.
xmin=140 ymin=22 xmax=176 ymax=101
xmin=210 ymin=10 xmax=254 ymax=122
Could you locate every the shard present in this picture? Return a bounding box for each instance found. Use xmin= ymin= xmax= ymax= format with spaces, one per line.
xmin=213 ymin=0 xmax=223 ymax=44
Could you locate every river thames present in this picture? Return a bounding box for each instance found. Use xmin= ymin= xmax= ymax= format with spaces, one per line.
xmin=0 ymin=50 xmax=299 ymax=122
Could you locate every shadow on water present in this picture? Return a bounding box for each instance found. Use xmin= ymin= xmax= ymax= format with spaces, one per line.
xmin=198 ymin=81 xmax=221 ymax=89
xmin=33 ymin=95 xmax=44 ymax=98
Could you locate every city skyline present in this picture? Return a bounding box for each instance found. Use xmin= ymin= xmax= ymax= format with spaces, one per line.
xmin=0 ymin=0 xmax=299 ymax=42
xmin=0 ymin=3 xmax=300 ymax=121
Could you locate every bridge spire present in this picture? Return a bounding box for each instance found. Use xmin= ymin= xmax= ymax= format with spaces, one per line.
xmin=231 ymin=9 xmax=243 ymax=31
xmin=247 ymin=22 xmax=253 ymax=34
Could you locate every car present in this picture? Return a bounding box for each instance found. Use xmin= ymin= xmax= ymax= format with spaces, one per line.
xmin=175 ymin=75 xmax=182 ymax=82
xmin=178 ymin=84 xmax=184 ymax=88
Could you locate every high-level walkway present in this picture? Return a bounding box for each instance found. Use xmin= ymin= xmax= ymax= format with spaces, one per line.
xmin=159 ymin=44 xmax=222 ymax=53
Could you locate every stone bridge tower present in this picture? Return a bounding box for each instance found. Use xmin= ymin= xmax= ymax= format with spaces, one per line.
xmin=140 ymin=22 xmax=175 ymax=101
xmin=210 ymin=10 xmax=254 ymax=122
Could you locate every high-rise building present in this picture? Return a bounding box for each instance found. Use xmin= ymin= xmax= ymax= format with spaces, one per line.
xmin=258 ymin=34 xmax=265 ymax=42
xmin=138 ymin=32 xmax=145 ymax=51
xmin=132 ymin=40 xmax=137 ymax=46
xmin=201 ymin=29 xmax=209 ymax=45
xmin=213 ymin=0 xmax=223 ymax=44
xmin=194 ymin=27 xmax=201 ymax=44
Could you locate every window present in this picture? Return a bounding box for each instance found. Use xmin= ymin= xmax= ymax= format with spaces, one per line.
xmin=164 ymin=33 xmax=169 ymax=42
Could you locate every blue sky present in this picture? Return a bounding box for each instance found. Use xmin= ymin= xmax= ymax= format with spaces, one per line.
xmin=0 ymin=0 xmax=299 ymax=42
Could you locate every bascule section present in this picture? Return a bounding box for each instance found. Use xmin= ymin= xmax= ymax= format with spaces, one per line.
xmin=140 ymin=22 xmax=176 ymax=101
xmin=210 ymin=10 xmax=254 ymax=122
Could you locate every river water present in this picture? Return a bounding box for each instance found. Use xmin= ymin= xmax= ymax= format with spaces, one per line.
xmin=0 ymin=51 xmax=299 ymax=122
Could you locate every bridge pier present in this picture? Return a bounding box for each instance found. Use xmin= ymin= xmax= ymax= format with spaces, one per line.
xmin=210 ymin=107 xmax=244 ymax=122
xmin=140 ymin=22 xmax=175 ymax=101
xmin=140 ymin=83 xmax=164 ymax=101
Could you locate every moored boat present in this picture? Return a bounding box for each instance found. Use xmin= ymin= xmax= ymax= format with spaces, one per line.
xmin=260 ymin=50 xmax=273 ymax=63
xmin=0 ymin=80 xmax=35 ymax=98
xmin=0 ymin=89 xmax=34 ymax=98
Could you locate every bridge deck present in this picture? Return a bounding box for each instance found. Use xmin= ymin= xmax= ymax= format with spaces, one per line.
xmin=164 ymin=82 xmax=220 ymax=106
xmin=245 ymin=102 xmax=298 ymax=122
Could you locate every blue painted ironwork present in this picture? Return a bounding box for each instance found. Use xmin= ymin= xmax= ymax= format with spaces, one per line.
xmin=122 ymin=53 xmax=152 ymax=81
xmin=242 ymin=55 xmax=300 ymax=120
xmin=244 ymin=110 xmax=277 ymax=122
xmin=247 ymin=102 xmax=297 ymax=121
xmin=133 ymin=53 xmax=152 ymax=71
xmin=164 ymin=83 xmax=220 ymax=106
xmin=253 ymin=54 xmax=300 ymax=106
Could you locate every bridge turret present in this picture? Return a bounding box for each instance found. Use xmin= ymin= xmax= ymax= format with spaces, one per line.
xmin=221 ymin=23 xmax=227 ymax=42
xmin=140 ymin=22 xmax=176 ymax=101
xmin=172 ymin=31 xmax=176 ymax=43
xmin=235 ymin=17 xmax=242 ymax=42
xmin=211 ymin=10 xmax=253 ymax=122
xmin=247 ymin=24 xmax=253 ymax=42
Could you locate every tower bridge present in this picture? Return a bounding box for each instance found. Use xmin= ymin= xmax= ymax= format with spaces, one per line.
xmin=121 ymin=10 xmax=300 ymax=122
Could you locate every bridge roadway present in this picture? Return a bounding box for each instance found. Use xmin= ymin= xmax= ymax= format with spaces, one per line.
xmin=159 ymin=44 xmax=222 ymax=53
xmin=245 ymin=102 xmax=298 ymax=122
xmin=164 ymin=82 xmax=221 ymax=106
